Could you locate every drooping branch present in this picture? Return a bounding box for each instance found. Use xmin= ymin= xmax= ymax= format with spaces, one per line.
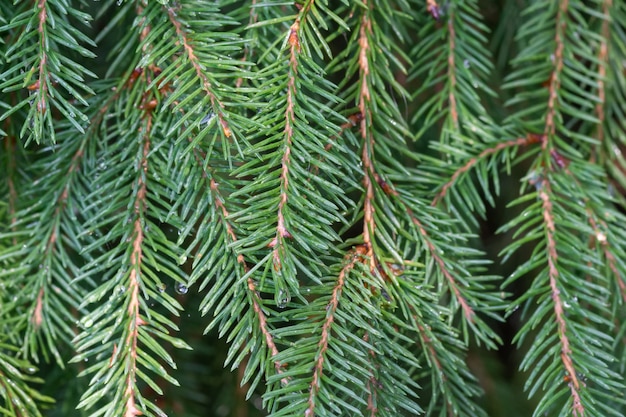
xmin=543 ymin=0 xmax=568 ymax=151
xmin=358 ymin=4 xmax=377 ymax=272
xmin=210 ymin=178 xmax=288 ymax=384
xmin=34 ymin=0 xmax=50 ymax=118
xmin=123 ymin=110 xmax=152 ymax=417
xmin=593 ymin=0 xmax=610 ymax=150
xmin=432 ymin=134 xmax=543 ymax=206
xmin=305 ymin=246 xmax=363 ymax=416
xmin=166 ymin=6 xmax=233 ymax=139
xmin=538 ymin=178 xmax=584 ymax=416
xmin=446 ymin=9 xmax=458 ymax=129
xmin=269 ymin=17 xmax=301 ymax=267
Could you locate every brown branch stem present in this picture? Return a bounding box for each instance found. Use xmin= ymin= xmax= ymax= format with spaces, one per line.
xmin=409 ymin=209 xmax=475 ymax=322
xmin=432 ymin=134 xmax=542 ymax=206
xmin=269 ymin=17 xmax=301 ymax=267
xmin=447 ymin=10 xmax=458 ymax=129
xmin=166 ymin=7 xmax=232 ymax=138
xmin=36 ymin=0 xmax=49 ymax=115
xmin=543 ymin=0 xmax=567 ymax=151
xmin=208 ymin=178 xmax=288 ymax=384
xmin=358 ymin=6 xmax=376 ymax=272
xmin=123 ymin=112 xmax=152 ymax=417
xmin=305 ymin=248 xmax=360 ymax=416
xmin=539 ymin=179 xmax=584 ymax=416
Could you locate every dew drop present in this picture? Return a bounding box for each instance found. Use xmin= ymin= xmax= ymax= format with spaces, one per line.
xmin=463 ymin=59 xmax=470 ymax=68
xmin=80 ymin=317 xmax=94 ymax=328
xmin=157 ymin=283 xmax=166 ymax=293
xmin=275 ymin=288 xmax=291 ymax=309
xmin=175 ymin=283 xmax=188 ymax=295
xmin=178 ymin=254 xmax=187 ymax=265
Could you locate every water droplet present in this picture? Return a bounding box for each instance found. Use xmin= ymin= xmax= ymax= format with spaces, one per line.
xmin=175 ymin=283 xmax=188 ymax=295
xmin=463 ymin=59 xmax=470 ymax=68
xmin=178 ymin=254 xmax=187 ymax=265
xmin=119 ymin=285 xmax=126 ymax=293
xmin=201 ymin=111 xmax=215 ymax=125
xmin=80 ymin=317 xmax=94 ymax=328
xmin=24 ymin=367 xmax=37 ymax=375
xmin=275 ymin=288 xmax=291 ymax=309
xmin=157 ymin=283 xmax=166 ymax=293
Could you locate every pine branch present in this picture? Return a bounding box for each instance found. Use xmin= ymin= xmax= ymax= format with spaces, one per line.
xmin=0 ymin=0 xmax=96 ymax=144
xmin=3 ymin=1 xmax=626 ymax=416
xmin=0 ymin=345 xmax=54 ymax=416
xmin=500 ymin=1 xmax=626 ymax=414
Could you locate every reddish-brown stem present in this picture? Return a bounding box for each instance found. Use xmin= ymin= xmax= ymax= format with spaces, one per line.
xmin=269 ymin=18 xmax=301 ymax=267
xmin=538 ymin=3 xmax=584 ymax=414
xmin=408 ymin=209 xmax=475 ymax=322
xmin=563 ymin=164 xmax=626 ymax=303
xmin=447 ymin=11 xmax=458 ymax=129
xmin=123 ymin=113 xmax=152 ymax=417
xmin=593 ymin=0 xmax=611 ymax=164
xmin=310 ymin=113 xmax=362 ymax=177
xmin=416 ymin=322 xmax=443 ymax=372
xmin=305 ymin=249 xmax=359 ymax=416
xmin=543 ymin=1 xmax=567 ymax=152
xmin=166 ymin=7 xmax=232 ymax=138
xmin=36 ymin=0 xmax=49 ymax=115
xmin=32 ymin=288 xmax=44 ymax=328
xmin=432 ymin=134 xmax=542 ymax=206
xmin=539 ymin=179 xmax=584 ymax=416
xmin=358 ymin=6 xmax=376 ymax=272
xmin=208 ymin=178 xmax=287 ymax=383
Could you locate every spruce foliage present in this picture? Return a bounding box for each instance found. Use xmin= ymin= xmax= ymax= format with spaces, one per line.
xmin=1 ymin=1 xmax=626 ymax=416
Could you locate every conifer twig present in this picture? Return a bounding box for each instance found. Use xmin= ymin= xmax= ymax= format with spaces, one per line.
xmin=538 ymin=179 xmax=584 ymax=415
xmin=358 ymin=4 xmax=377 ymax=272
xmin=432 ymin=134 xmax=543 ymax=206
xmin=306 ymin=246 xmax=364 ymax=416
xmin=447 ymin=10 xmax=458 ymax=129
xmin=594 ymin=0 xmax=610 ymax=148
xmin=166 ymin=6 xmax=233 ymax=139
xmin=35 ymin=0 xmax=50 ymax=117
xmin=534 ymin=2 xmax=583 ymax=413
xmin=209 ymin=178 xmax=288 ymax=384
xmin=123 ymin=110 xmax=152 ymax=417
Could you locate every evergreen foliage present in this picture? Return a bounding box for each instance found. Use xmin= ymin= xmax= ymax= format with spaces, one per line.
xmin=1 ymin=1 xmax=626 ymax=416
